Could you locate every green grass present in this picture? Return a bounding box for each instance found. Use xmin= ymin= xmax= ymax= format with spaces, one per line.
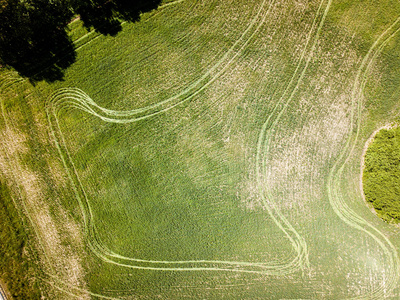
xmin=3 ymin=0 xmax=400 ymax=298
xmin=0 ymin=180 xmax=41 ymax=299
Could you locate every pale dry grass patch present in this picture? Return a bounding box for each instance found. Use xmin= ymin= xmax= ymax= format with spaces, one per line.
xmin=0 ymin=116 xmax=89 ymax=299
xmin=14 ymin=170 xmax=88 ymax=298
xmin=239 ymin=167 xmax=264 ymax=211
xmin=262 ymin=85 xmax=355 ymax=219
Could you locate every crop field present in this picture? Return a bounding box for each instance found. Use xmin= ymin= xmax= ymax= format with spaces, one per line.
xmin=2 ymin=0 xmax=400 ymax=298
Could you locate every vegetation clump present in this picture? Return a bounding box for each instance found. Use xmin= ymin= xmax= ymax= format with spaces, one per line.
xmin=363 ymin=127 xmax=400 ymax=223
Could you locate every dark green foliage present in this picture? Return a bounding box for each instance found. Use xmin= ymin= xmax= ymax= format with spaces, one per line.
xmin=0 ymin=180 xmax=41 ymax=299
xmin=0 ymin=0 xmax=76 ymax=82
xmin=0 ymin=0 xmax=161 ymax=82
xmin=363 ymin=127 xmax=400 ymax=223
xmin=70 ymin=0 xmax=161 ymax=35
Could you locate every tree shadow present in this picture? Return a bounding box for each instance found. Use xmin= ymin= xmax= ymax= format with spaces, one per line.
xmin=74 ymin=0 xmax=123 ymax=36
xmin=0 ymin=0 xmax=162 ymax=83
xmin=12 ymin=30 xmax=77 ymax=83
xmin=75 ymin=0 xmax=162 ymax=36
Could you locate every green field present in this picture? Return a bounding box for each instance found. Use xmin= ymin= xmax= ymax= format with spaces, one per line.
xmin=2 ymin=0 xmax=400 ymax=298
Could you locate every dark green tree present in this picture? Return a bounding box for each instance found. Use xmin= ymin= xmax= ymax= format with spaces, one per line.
xmin=0 ymin=0 xmax=76 ymax=82
xmin=0 ymin=0 xmax=161 ymax=82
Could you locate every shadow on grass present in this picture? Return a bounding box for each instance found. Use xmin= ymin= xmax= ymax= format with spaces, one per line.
xmin=75 ymin=0 xmax=162 ymax=35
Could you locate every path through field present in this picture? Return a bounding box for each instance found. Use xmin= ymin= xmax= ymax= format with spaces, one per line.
xmin=2 ymin=0 xmax=400 ymax=298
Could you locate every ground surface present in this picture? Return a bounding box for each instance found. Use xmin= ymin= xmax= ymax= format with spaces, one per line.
xmin=2 ymin=0 xmax=400 ymax=298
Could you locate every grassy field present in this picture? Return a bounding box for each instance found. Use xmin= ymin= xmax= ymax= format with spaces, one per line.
xmin=2 ymin=0 xmax=400 ymax=298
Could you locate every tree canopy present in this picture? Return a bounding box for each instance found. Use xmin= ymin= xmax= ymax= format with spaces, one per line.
xmin=363 ymin=127 xmax=400 ymax=223
xmin=0 ymin=0 xmax=161 ymax=82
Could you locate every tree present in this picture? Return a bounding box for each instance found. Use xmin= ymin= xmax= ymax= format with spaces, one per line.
xmin=0 ymin=0 xmax=76 ymax=82
xmin=0 ymin=0 xmax=161 ymax=82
